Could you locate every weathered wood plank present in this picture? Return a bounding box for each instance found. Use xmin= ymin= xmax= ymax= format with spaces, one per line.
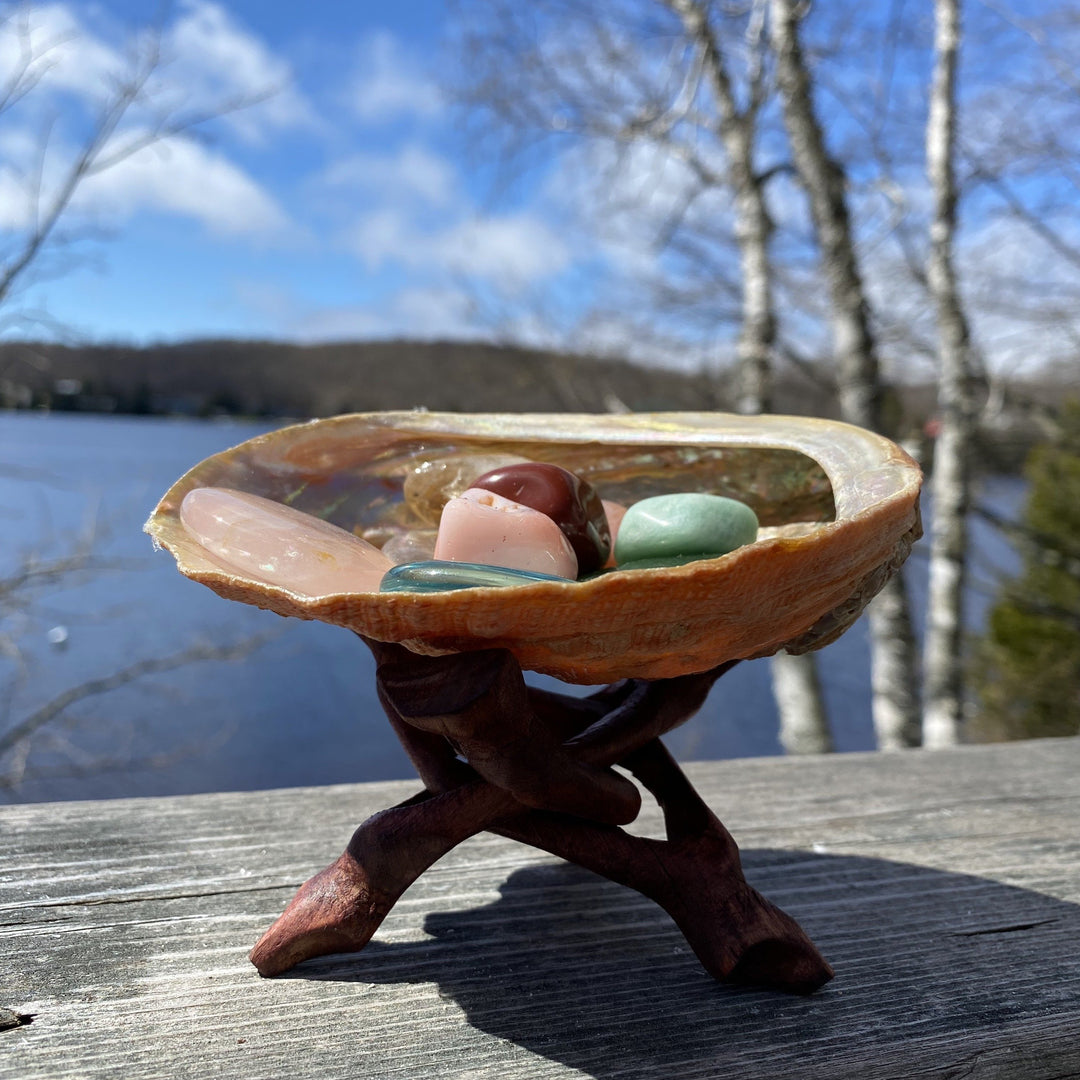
xmin=2 ymin=738 xmax=1079 ymax=1080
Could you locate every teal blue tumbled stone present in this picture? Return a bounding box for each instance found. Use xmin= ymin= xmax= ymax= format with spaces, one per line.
xmin=613 ymin=493 xmax=759 ymax=568
xmin=380 ymin=560 xmax=566 ymax=593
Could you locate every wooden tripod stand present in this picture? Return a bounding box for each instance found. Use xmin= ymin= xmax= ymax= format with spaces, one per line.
xmin=249 ymin=638 xmax=833 ymax=994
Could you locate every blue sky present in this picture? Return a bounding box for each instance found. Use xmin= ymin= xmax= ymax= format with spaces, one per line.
xmin=0 ymin=1 xmax=589 ymax=347
xmin=2 ymin=0 xmax=1078 ymax=379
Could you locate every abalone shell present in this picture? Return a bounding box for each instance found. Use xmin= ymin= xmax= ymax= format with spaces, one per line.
xmin=145 ymin=411 xmax=922 ymax=683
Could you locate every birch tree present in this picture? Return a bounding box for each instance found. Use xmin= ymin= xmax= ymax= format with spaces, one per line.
xmin=768 ymin=0 xmax=921 ymax=749
xmin=922 ymin=0 xmax=974 ymax=748
xmin=661 ymin=0 xmax=831 ymax=754
xmin=456 ymin=0 xmax=833 ymax=751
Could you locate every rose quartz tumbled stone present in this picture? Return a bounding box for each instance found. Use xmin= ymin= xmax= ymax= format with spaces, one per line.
xmin=434 ymin=488 xmax=578 ymax=579
xmin=180 ymin=487 xmax=393 ymax=597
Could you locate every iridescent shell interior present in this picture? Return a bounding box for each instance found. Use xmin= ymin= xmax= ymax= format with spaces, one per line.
xmin=145 ymin=411 xmax=922 ymax=683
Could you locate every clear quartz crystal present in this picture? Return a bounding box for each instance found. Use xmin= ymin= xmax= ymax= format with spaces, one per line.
xmin=402 ymin=452 xmax=530 ymax=526
xmin=380 ymin=528 xmax=438 ymax=565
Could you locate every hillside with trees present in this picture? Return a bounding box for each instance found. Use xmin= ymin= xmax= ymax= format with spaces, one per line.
xmin=0 ymin=338 xmax=1068 ymax=475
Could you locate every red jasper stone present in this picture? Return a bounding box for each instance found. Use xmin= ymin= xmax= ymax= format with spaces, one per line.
xmin=470 ymin=462 xmax=611 ymax=575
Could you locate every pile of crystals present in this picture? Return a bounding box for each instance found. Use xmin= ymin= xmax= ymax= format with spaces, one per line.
xmin=179 ymin=458 xmax=758 ymax=598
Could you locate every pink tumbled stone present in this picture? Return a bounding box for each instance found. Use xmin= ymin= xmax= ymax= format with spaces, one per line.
xmin=601 ymin=500 xmax=628 ymax=568
xmin=434 ymin=488 xmax=578 ymax=579
xmin=180 ymin=487 xmax=393 ymax=597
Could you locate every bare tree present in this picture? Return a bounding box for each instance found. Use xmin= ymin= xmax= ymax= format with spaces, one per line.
xmin=922 ymin=0 xmax=975 ymax=748
xmin=453 ymin=0 xmax=768 ymax=357
xmin=455 ymin=0 xmax=1080 ymax=752
xmin=456 ymin=0 xmax=833 ymax=750
xmin=0 ymin=8 xmax=276 ymax=793
xmin=660 ymin=0 xmax=774 ymax=415
xmin=768 ymin=0 xmax=921 ymax=749
xmin=0 ymin=7 xmax=268 ymax=321
xmin=661 ymin=0 xmax=831 ymax=753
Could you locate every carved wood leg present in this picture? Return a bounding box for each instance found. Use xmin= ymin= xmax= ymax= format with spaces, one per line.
xmin=494 ymin=742 xmax=834 ymax=993
xmin=249 ymin=781 xmax=513 ymax=977
xmin=373 ymin=646 xmax=642 ymax=825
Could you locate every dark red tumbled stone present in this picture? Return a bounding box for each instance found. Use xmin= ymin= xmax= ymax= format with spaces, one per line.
xmin=470 ymin=462 xmax=611 ymax=575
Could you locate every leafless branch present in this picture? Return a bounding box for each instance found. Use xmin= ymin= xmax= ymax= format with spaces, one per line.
xmin=0 ymin=9 xmax=65 ymax=118
xmin=0 ymin=633 xmax=275 ymax=761
xmin=0 ymin=13 xmax=276 ymax=314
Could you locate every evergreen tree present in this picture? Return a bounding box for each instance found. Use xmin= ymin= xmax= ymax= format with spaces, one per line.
xmin=972 ymin=402 xmax=1080 ymax=740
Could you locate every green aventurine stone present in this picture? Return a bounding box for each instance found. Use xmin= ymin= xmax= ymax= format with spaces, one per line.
xmin=613 ymin=493 xmax=759 ymax=568
xmin=380 ymin=560 xmax=567 ymax=593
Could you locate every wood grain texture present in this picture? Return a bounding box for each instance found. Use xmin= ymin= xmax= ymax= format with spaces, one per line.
xmin=2 ymin=738 xmax=1080 ymax=1080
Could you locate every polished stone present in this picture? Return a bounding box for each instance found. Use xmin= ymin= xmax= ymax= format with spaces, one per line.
xmin=180 ymin=486 xmax=393 ymax=596
xmin=613 ymin=492 xmax=759 ymax=567
xmin=471 ymin=462 xmax=611 ymax=575
xmin=380 ymin=560 xmax=567 ymax=592
xmin=434 ymin=487 xmax=578 ymax=578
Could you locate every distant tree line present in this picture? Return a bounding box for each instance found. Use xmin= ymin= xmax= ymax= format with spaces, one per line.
xmin=0 ymin=338 xmax=1068 ymax=474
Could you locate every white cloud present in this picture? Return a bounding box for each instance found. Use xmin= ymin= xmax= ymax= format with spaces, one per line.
xmin=76 ymin=133 xmax=290 ymax=237
xmin=392 ymin=286 xmax=479 ymax=335
xmin=320 ymin=145 xmax=457 ymax=207
xmin=349 ymin=31 xmax=442 ymax=124
xmin=163 ymin=1 xmax=315 ymax=142
xmin=349 ymin=209 xmax=411 ymax=270
xmin=0 ymin=120 xmax=290 ymax=238
xmin=347 ymin=209 xmax=570 ymax=288
xmin=0 ymin=3 xmax=123 ymax=100
xmin=437 ymin=216 xmax=571 ymax=282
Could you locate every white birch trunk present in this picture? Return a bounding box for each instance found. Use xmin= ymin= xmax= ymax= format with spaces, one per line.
xmin=668 ymin=0 xmax=831 ymax=753
xmin=769 ymin=0 xmax=922 ymax=749
xmin=923 ymin=0 xmax=973 ymax=748
xmin=771 ymin=649 xmax=834 ymax=754
xmin=868 ymin=576 xmax=922 ymax=749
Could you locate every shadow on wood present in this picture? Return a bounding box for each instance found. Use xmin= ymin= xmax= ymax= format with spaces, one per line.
xmin=273 ymin=850 xmax=1080 ymax=1080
